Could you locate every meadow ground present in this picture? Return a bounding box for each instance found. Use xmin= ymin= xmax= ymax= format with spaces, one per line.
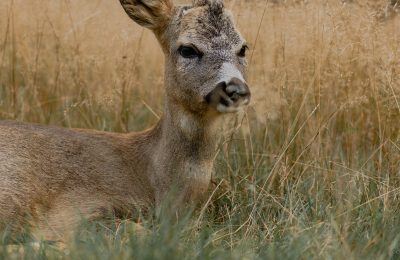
xmin=0 ymin=0 xmax=400 ymax=259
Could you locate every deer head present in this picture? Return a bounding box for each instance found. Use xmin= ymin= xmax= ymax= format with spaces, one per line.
xmin=120 ymin=0 xmax=251 ymax=118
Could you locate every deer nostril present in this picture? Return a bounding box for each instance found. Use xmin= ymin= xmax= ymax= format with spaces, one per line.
xmin=226 ymin=88 xmax=240 ymax=102
xmin=226 ymin=85 xmax=239 ymax=97
xmin=205 ymin=81 xmax=227 ymax=105
xmin=225 ymin=78 xmax=251 ymax=101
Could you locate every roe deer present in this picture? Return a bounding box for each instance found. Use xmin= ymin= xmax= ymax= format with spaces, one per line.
xmin=0 ymin=0 xmax=250 ymax=240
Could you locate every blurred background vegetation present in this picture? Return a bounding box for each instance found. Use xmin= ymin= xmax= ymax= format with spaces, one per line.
xmin=0 ymin=0 xmax=399 ymax=258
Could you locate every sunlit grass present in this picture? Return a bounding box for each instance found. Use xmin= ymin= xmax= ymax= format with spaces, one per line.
xmin=0 ymin=0 xmax=399 ymax=259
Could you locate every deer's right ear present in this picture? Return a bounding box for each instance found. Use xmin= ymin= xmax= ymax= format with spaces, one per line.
xmin=120 ymin=0 xmax=174 ymax=31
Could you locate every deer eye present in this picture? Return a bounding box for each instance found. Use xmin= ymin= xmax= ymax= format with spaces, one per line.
xmin=178 ymin=45 xmax=202 ymax=59
xmin=238 ymin=45 xmax=248 ymax=58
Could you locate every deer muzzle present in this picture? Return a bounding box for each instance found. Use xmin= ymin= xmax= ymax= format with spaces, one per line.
xmin=205 ymin=77 xmax=251 ymax=113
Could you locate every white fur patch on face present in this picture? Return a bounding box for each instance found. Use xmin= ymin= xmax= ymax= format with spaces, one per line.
xmin=218 ymin=62 xmax=245 ymax=84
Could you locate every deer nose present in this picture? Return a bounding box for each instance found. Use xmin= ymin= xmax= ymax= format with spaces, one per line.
xmin=205 ymin=77 xmax=251 ymax=113
xmin=225 ymin=78 xmax=251 ymax=104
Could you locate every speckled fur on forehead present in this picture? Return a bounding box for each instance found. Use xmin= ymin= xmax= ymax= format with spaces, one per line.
xmin=192 ymin=0 xmax=224 ymax=10
xmin=177 ymin=3 xmax=243 ymax=49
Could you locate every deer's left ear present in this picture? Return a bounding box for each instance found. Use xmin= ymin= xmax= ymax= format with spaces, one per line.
xmin=120 ymin=0 xmax=174 ymax=31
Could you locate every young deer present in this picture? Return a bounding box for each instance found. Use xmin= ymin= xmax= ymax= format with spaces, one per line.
xmin=0 ymin=0 xmax=250 ymax=240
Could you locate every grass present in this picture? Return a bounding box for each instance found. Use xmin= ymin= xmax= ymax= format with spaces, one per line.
xmin=0 ymin=0 xmax=400 ymax=259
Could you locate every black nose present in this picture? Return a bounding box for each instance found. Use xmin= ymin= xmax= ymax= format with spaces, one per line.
xmin=205 ymin=77 xmax=251 ymax=113
xmin=225 ymin=78 xmax=251 ymax=103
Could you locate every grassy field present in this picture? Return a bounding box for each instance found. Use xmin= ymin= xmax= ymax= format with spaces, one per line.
xmin=1 ymin=0 xmax=400 ymax=259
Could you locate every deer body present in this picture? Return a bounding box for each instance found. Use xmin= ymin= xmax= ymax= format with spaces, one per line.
xmin=0 ymin=0 xmax=250 ymax=240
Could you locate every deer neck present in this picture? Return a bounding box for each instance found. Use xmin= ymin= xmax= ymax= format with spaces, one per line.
xmin=161 ymin=99 xmax=219 ymax=161
xmin=151 ymin=97 xmax=220 ymax=202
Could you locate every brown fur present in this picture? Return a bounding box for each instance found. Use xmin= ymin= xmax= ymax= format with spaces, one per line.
xmin=0 ymin=0 xmax=250 ymax=240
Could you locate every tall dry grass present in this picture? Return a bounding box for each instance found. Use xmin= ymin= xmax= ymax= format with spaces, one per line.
xmin=0 ymin=0 xmax=400 ymax=259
